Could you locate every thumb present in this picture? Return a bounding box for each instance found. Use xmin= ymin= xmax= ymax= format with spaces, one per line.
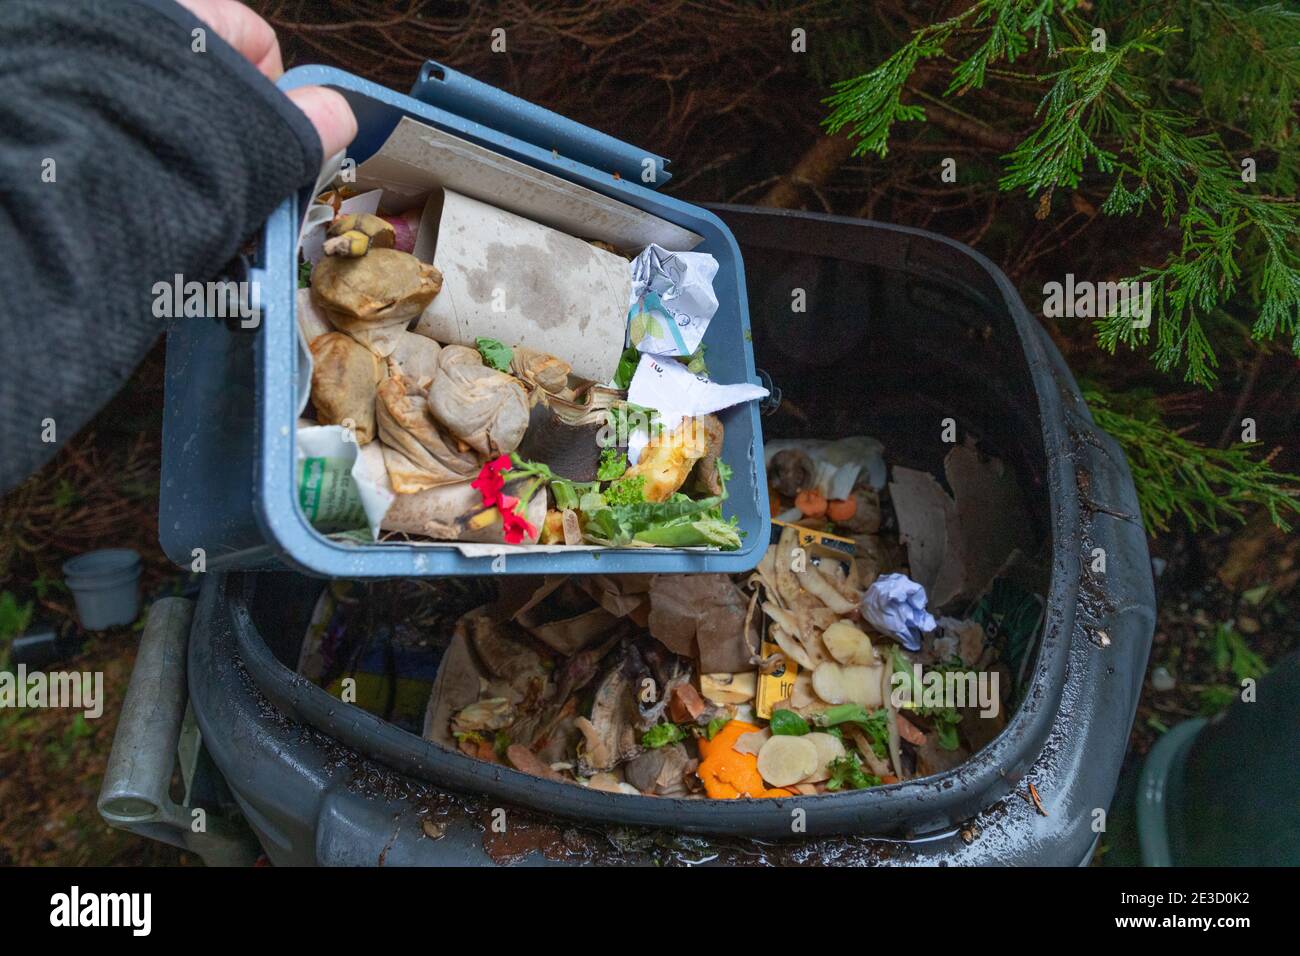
xmin=285 ymin=86 xmax=357 ymax=160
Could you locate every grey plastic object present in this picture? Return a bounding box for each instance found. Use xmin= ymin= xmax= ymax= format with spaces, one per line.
xmin=161 ymin=207 xmax=1156 ymax=865
xmin=158 ymin=61 xmax=766 ymax=577
xmin=1137 ymin=652 xmax=1300 ymax=866
xmin=97 ymin=597 xmax=259 ymax=867
xmin=63 ymin=548 xmax=142 ymax=630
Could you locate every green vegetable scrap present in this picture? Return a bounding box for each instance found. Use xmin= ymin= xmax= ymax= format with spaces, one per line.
xmin=550 ymin=479 xmax=578 ymax=512
xmin=606 ymin=401 xmax=660 ymax=446
xmin=826 ymin=753 xmax=882 ymax=792
xmin=890 ymin=649 xmax=964 ymax=752
xmin=580 ymin=492 xmax=741 ymax=550
xmin=769 ymin=709 xmax=811 ymax=736
xmin=613 ymin=346 xmax=641 ymax=390
xmin=596 ymin=447 xmax=628 ymax=481
xmin=476 ymin=337 xmax=514 ymax=372
xmin=642 ymin=723 xmax=687 ymax=749
xmin=815 ymin=704 xmax=889 ymax=759
xmin=703 ymin=716 xmax=731 ymax=741
xmin=604 ymin=475 xmax=647 ymax=506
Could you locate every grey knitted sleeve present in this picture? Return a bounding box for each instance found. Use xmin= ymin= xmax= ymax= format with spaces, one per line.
xmin=0 ymin=0 xmax=322 ymax=494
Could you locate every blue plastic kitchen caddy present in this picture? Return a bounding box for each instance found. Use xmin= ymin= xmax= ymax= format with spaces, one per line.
xmin=159 ymin=62 xmax=769 ymax=577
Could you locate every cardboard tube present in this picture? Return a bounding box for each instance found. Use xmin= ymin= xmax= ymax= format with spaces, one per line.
xmin=412 ymin=189 xmax=631 ymax=382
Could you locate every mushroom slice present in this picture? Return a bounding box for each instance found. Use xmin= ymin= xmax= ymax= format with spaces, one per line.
xmin=688 ymin=415 xmax=726 ymax=497
xmin=699 ymin=672 xmax=756 ymax=705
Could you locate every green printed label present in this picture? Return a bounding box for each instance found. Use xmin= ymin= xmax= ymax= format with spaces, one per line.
xmin=298 ymin=456 xmax=366 ymax=532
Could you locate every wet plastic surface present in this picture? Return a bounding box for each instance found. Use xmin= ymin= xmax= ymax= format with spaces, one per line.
xmin=185 ymin=207 xmax=1156 ymax=864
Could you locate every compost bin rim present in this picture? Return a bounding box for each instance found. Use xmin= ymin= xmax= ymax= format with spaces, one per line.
xmin=221 ymin=210 xmax=1085 ymax=839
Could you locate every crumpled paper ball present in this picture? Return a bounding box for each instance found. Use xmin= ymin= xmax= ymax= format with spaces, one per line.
xmin=860 ymin=573 xmax=937 ymax=651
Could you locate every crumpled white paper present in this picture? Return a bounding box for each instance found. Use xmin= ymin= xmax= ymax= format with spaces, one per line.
xmin=624 ymin=353 xmax=768 ymax=464
xmin=627 ymin=243 xmax=719 ymax=357
xmin=860 ymin=573 xmax=937 ymax=651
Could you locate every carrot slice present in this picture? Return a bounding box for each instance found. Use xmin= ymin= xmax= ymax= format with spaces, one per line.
xmin=794 ymin=489 xmax=827 ymax=518
xmin=827 ymin=497 xmax=857 ymax=523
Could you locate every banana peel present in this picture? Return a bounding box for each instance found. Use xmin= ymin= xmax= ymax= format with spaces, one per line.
xmin=326 ymin=212 xmax=396 ymax=254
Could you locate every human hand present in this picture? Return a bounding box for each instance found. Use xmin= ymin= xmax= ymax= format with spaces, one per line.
xmin=176 ymin=0 xmax=356 ymax=157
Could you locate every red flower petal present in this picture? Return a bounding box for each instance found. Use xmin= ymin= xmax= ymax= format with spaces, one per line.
xmin=499 ymin=495 xmax=537 ymax=544
xmin=472 ymin=457 xmax=513 ymax=509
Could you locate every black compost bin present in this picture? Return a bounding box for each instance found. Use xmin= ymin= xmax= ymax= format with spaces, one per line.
xmin=103 ymin=206 xmax=1155 ymax=865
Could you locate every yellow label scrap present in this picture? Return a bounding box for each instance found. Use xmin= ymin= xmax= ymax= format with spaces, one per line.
xmin=770 ymin=519 xmax=856 ymax=559
xmin=755 ymin=638 xmax=798 ymax=720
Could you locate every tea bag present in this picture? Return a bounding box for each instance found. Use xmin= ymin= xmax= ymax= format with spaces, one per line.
xmin=375 ymin=366 xmax=480 ymax=493
xmin=380 ymin=476 xmax=548 ymax=543
xmin=427 ymin=345 xmax=530 ymax=457
xmin=510 ymin=346 xmax=571 ymax=394
xmin=309 ymin=332 xmax=384 ymax=443
xmin=389 ymin=331 xmax=442 ymax=389
xmin=311 ymin=249 xmax=443 ymax=356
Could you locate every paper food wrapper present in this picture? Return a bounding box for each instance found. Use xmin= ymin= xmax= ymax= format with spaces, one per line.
xmin=296 ymin=425 xmax=394 ymax=536
xmin=628 ymin=244 xmax=719 ymax=357
xmin=625 ymin=353 xmax=769 ymax=463
xmin=411 ymin=188 xmax=631 ymax=383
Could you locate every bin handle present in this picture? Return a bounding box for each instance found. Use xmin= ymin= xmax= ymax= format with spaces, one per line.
xmin=409 ymin=60 xmax=672 ymax=188
xmin=97 ymin=597 xmax=259 ymax=865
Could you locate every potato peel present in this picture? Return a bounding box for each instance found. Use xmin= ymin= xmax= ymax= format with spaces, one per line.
xmin=756 ymin=734 xmax=819 ymax=788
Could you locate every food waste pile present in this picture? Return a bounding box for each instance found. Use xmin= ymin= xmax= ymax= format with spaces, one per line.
xmin=300 ymin=436 xmax=1046 ymax=799
xmin=293 ymin=116 xmax=765 ymax=552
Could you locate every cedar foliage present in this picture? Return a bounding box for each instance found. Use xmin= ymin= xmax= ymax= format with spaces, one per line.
xmin=826 ymin=0 xmax=1300 ymax=531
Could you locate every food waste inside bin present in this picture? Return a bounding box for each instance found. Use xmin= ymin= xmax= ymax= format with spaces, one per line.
xmin=259 ymin=203 xmax=1068 ymax=817
xmin=207 ymin=202 xmax=1156 ymax=855
xmin=296 ymin=433 xmax=1045 ymax=801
